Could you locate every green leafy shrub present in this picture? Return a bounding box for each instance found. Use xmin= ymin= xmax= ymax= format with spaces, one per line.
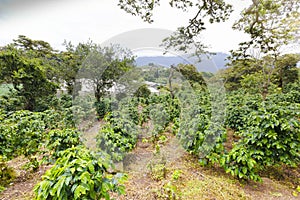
xmin=222 ymin=102 xmax=300 ymax=181
xmin=167 ymin=98 xmax=181 ymax=123
xmin=134 ymin=84 xmax=151 ymax=99
xmin=72 ymin=95 xmax=97 ymax=122
xmin=46 ymin=129 xmax=82 ymax=158
xmin=171 ymin=170 xmax=182 ymax=180
xmin=34 ymin=146 xmax=127 ymax=200
xmin=0 ymin=95 xmax=23 ymax=112
xmin=282 ymin=82 xmax=300 ymax=103
xmin=178 ymin=112 xmax=209 ymax=154
xmin=148 ymin=94 xmax=180 ymax=124
xmin=178 ymin=103 xmax=226 ymax=158
xmin=96 ymin=100 xmax=106 ymax=119
xmin=149 ymin=163 xmax=166 ymax=181
xmin=94 ymin=99 xmax=110 ymax=119
xmin=0 ymin=110 xmax=46 ymax=159
xmin=42 ymin=108 xmax=75 ymax=130
xmin=120 ymin=98 xmax=139 ymax=125
xmin=139 ymin=105 xmax=150 ymax=125
xmin=148 ymin=155 xmax=167 ymax=181
xmin=149 ymin=104 xmax=170 ymax=140
xmin=226 ymin=104 xmax=251 ymax=131
xmin=225 ymin=93 xmax=260 ymax=131
xmin=22 ymin=156 xmax=40 ymax=172
xmin=154 ymin=181 xmax=180 ymax=200
xmin=0 ymin=108 xmax=77 ymax=161
xmin=221 ymin=142 xmax=262 ymax=181
xmin=0 ymin=156 xmax=16 ymax=190
xmin=97 ymin=112 xmax=138 ymax=161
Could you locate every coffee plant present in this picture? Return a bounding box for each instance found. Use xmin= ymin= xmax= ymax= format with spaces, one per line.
xmin=124 ymin=98 xmax=139 ymax=125
xmin=222 ymin=101 xmax=300 ymax=181
xmin=282 ymin=82 xmax=300 ymax=103
xmin=0 ymin=110 xmax=46 ymax=159
xmin=149 ymin=103 xmax=170 ymax=140
xmin=34 ymin=146 xmax=127 ymax=200
xmin=225 ymin=92 xmax=261 ymax=131
xmin=97 ymin=111 xmax=138 ymax=161
xmin=42 ymin=108 xmax=75 ymax=130
xmin=178 ymin=108 xmax=226 ymax=164
xmin=45 ymin=129 xmax=82 ymax=159
xmin=94 ymin=98 xmax=113 ymax=119
xmin=0 ymin=155 xmax=16 ymax=191
xmin=138 ymin=104 xmax=150 ymax=126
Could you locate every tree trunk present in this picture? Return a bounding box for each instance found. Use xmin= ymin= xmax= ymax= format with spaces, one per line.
xmin=95 ymin=89 xmax=101 ymax=103
xmin=168 ymin=66 xmax=175 ymax=99
xmin=25 ymin=97 xmax=35 ymax=111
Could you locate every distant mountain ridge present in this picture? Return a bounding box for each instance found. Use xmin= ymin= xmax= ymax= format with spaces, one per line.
xmin=135 ymin=52 xmax=229 ymax=73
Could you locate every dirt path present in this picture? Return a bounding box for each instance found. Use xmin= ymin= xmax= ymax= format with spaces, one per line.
xmin=0 ymin=162 xmax=52 ymax=200
xmin=113 ymin=132 xmax=188 ymax=199
xmin=81 ymin=120 xmax=102 ymax=150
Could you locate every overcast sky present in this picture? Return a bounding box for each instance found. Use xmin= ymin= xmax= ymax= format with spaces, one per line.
xmin=0 ymin=0 xmax=255 ymax=54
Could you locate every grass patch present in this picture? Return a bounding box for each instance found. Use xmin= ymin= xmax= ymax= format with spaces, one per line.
xmin=179 ymin=175 xmax=251 ymax=200
xmin=259 ymin=164 xmax=300 ymax=188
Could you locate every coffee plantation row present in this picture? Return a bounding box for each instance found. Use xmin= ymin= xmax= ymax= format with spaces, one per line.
xmin=0 ymin=81 xmax=299 ymax=198
xmin=0 ymin=36 xmax=300 ymax=199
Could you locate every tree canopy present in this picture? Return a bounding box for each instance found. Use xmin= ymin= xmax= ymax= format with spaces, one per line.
xmin=79 ymin=44 xmax=135 ymax=103
xmin=118 ymin=0 xmax=300 ymax=59
xmin=0 ymin=36 xmax=59 ymax=111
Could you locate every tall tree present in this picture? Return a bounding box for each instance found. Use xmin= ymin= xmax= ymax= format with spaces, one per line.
xmin=0 ymin=45 xmax=58 ymax=111
xmin=79 ymin=44 xmax=135 ymax=103
xmin=274 ymin=54 xmax=300 ymax=88
xmin=13 ymin=35 xmax=59 ymax=80
xmin=229 ymin=0 xmax=300 ymax=98
xmin=175 ymin=63 xmax=205 ymax=87
xmin=119 ymin=0 xmax=299 ymax=61
xmin=221 ymin=54 xmax=300 ymax=94
xmin=118 ymin=0 xmax=233 ymax=56
xmin=231 ymin=0 xmax=300 ymax=59
xmin=220 ymin=58 xmax=261 ymax=91
xmin=57 ymin=40 xmax=95 ymax=96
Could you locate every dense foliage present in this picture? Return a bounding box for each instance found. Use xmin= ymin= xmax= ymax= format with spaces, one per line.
xmin=0 ymin=30 xmax=300 ymax=199
xmin=46 ymin=129 xmax=82 ymax=159
xmin=0 ymin=36 xmax=59 ymax=111
xmin=97 ymin=111 xmax=138 ymax=161
xmin=221 ymin=91 xmax=300 ymax=180
xmin=0 ymin=110 xmax=47 ymax=159
xmin=34 ymin=146 xmax=126 ymax=200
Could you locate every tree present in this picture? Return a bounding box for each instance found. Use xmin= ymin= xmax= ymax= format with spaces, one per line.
xmin=221 ymin=53 xmax=300 ymax=97
xmin=274 ymin=54 xmax=300 ymax=89
xmin=0 ymin=35 xmax=60 ymax=111
xmin=57 ymin=51 xmax=81 ymax=96
xmin=220 ymin=58 xmax=258 ymax=91
xmin=12 ymin=35 xmax=59 ymax=80
xmin=79 ymin=44 xmax=135 ymax=114
xmin=227 ymin=0 xmax=300 ymax=98
xmin=231 ymin=0 xmax=300 ymax=59
xmin=13 ymin=35 xmax=55 ymax=56
xmin=134 ymin=84 xmax=151 ymax=98
xmin=0 ymin=45 xmax=58 ymax=111
xmin=119 ymin=1 xmax=300 ymax=61
xmin=175 ymin=63 xmax=205 ymax=87
xmin=118 ymin=0 xmax=233 ymax=56
xmin=57 ymin=40 xmax=95 ymax=97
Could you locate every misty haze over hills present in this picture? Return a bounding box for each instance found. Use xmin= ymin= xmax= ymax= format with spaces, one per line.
xmin=135 ymin=52 xmax=229 ymax=73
